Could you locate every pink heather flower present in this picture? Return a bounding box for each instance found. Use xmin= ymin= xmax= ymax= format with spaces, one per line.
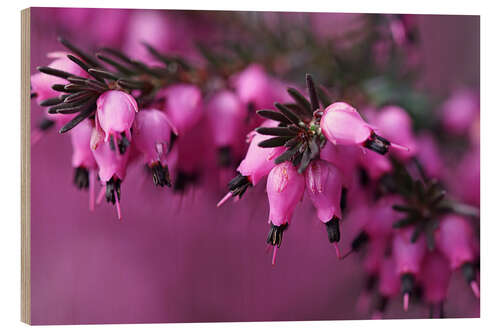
xmin=123 ymin=11 xmax=192 ymax=65
xmin=91 ymin=128 xmax=130 ymax=183
xmin=305 ymin=160 xmax=343 ymax=256
xmin=31 ymin=54 xmax=87 ymax=103
xmin=267 ymin=161 xmax=305 ymax=227
xmin=161 ymin=84 xmax=203 ymax=136
xmin=451 ymin=148 xmax=480 ymax=207
xmin=70 ymin=119 xmax=97 ymax=170
xmin=435 ymin=215 xmax=476 ymax=270
xmin=266 ymin=161 xmax=305 ymax=264
xmin=133 ymin=108 xmax=172 ymax=165
xmin=96 ymin=90 xmax=138 ymax=144
xmin=305 ymin=160 xmax=343 ymax=222
xmin=231 ymin=64 xmax=289 ymax=111
xmin=392 ymin=228 xmax=427 ymax=311
xmin=320 ymin=102 xmax=408 ymax=154
xmin=417 ymin=132 xmax=444 ymax=179
xmin=91 ymin=127 xmax=130 ymax=220
xmin=206 ymin=90 xmax=246 ymax=163
xmin=133 ymin=108 xmax=172 ymax=187
xmin=70 ymin=119 xmax=98 ymax=211
xmin=236 ymin=121 xmax=286 ymax=186
xmin=31 ymin=53 xmax=89 ymax=127
xmin=441 ymin=89 xmax=479 ymax=136
xmin=373 ymin=106 xmax=417 ymax=160
xmin=319 ymin=142 xmax=360 ymax=188
xmin=393 ymin=228 xmax=426 ymax=275
xmin=419 ymin=252 xmax=452 ymax=305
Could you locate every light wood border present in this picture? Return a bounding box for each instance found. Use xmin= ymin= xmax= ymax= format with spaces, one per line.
xmin=21 ymin=7 xmax=31 ymax=325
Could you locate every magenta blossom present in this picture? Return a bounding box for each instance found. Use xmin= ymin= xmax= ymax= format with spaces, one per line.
xmin=373 ymin=106 xmax=417 ymax=161
xmin=435 ymin=215 xmax=479 ymax=298
xmin=372 ymin=257 xmax=401 ymax=318
xmin=305 ymin=160 xmax=343 ymax=256
xmin=70 ymin=119 xmax=98 ymax=211
xmin=31 ymin=53 xmax=90 ymax=130
xmin=359 ymin=150 xmax=393 ymax=181
xmin=31 ymin=53 xmax=89 ymax=103
xmin=320 ymin=102 xmax=408 ymax=154
xmin=217 ymin=121 xmax=286 ymax=207
xmin=441 ymin=89 xmax=479 ymax=136
xmin=206 ymin=90 xmax=246 ymax=167
xmin=133 ymin=108 xmax=172 ymax=187
xmin=91 ymin=127 xmax=130 ymax=220
xmin=266 ymin=161 xmax=305 ymax=264
xmin=392 ymin=228 xmax=426 ymax=311
xmin=96 ymin=90 xmax=138 ymax=147
xmin=161 ymin=84 xmax=203 ymax=136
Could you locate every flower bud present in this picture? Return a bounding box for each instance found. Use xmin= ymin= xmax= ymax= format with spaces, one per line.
xmin=373 ymin=106 xmax=417 ymax=161
xmin=393 ymin=228 xmax=426 ymax=276
xmin=207 ymin=90 xmax=245 ymax=146
xmin=96 ymin=90 xmax=138 ymax=144
xmin=71 ymin=119 xmax=97 ymax=170
xmin=441 ymin=89 xmax=479 ymax=136
xmin=320 ymin=102 xmax=408 ymax=155
xmin=133 ymin=108 xmax=172 ymax=187
xmin=435 ymin=215 xmax=475 ymax=270
xmin=306 ymin=160 xmax=343 ymax=222
xmin=133 ymin=108 xmax=171 ymax=164
xmin=267 ymin=161 xmax=305 ymax=227
xmin=161 ymin=84 xmax=203 ymax=136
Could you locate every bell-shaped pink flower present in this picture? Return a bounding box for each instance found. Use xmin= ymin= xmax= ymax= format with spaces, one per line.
xmin=267 ymin=161 xmax=305 ymax=226
xmin=71 ymin=119 xmax=97 ymax=170
xmin=231 ymin=64 xmax=287 ymax=111
xmin=393 ymin=228 xmax=426 ymax=311
xmin=206 ymin=90 xmax=246 ymax=168
xmin=393 ymin=228 xmax=426 ymax=275
xmin=91 ymin=127 xmax=130 ymax=220
xmin=161 ymin=84 xmax=203 ymax=136
xmin=320 ymin=102 xmax=408 ymax=154
xmin=70 ymin=119 xmax=98 ymax=211
xmin=133 ymin=108 xmax=171 ymax=164
xmin=305 ymin=160 xmax=343 ymax=256
xmin=266 ymin=161 xmax=305 ymax=264
xmin=319 ymin=142 xmax=360 ymax=188
xmin=451 ymin=149 xmax=480 ymax=207
xmin=417 ymin=132 xmax=443 ymax=179
xmin=441 ymin=89 xmax=479 ymax=136
xmin=96 ymin=90 xmax=138 ymax=145
xmin=373 ymin=106 xmax=417 ymax=161
xmin=31 ymin=53 xmax=89 ymax=104
xmin=306 ymin=160 xmax=343 ymax=222
xmin=133 ymin=108 xmax=172 ymax=187
xmin=236 ymin=121 xmax=286 ymax=186
xmin=419 ymin=252 xmax=452 ymax=305
xmin=206 ymin=90 xmax=245 ymax=147
xmin=435 ymin=215 xmax=476 ymax=270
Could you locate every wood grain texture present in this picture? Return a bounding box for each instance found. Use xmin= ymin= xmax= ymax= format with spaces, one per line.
xmin=21 ymin=7 xmax=31 ymax=325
